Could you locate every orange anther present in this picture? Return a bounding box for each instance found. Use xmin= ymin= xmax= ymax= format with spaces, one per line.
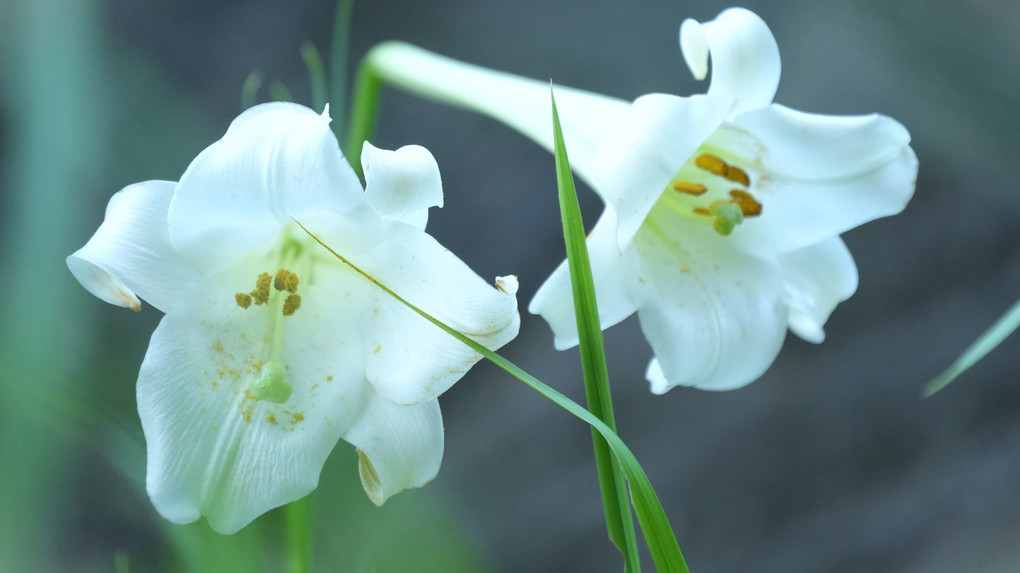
xmin=725 ymin=165 xmax=751 ymax=187
xmin=728 ymin=189 xmax=762 ymax=217
xmin=673 ymin=181 xmax=708 ymax=195
xmin=695 ymin=154 xmax=727 ymax=176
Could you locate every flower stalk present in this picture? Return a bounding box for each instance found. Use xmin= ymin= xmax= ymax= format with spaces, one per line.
xmin=285 ymin=495 xmax=312 ymax=573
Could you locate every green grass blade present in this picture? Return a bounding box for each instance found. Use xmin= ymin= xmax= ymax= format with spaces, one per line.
xmin=550 ymin=86 xmax=640 ymax=571
xmin=270 ymin=81 xmax=294 ymax=103
xmin=329 ymin=0 xmax=356 ymax=140
xmin=295 ymin=221 xmax=690 ymax=573
xmin=923 ymin=296 xmax=1020 ymax=397
xmin=300 ymin=42 xmax=329 ymax=113
xmin=241 ymin=71 xmax=264 ymax=110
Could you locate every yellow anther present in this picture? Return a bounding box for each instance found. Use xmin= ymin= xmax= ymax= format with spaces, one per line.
xmin=282 ymin=294 xmax=301 ymax=316
xmin=695 ymin=154 xmax=727 ymax=176
xmin=274 ymin=269 xmax=299 ymax=294
xmin=251 ymin=273 xmax=272 ymax=305
xmin=692 ymin=206 xmax=712 ymax=217
xmin=673 ymin=181 xmax=708 ymax=195
xmin=725 ymin=165 xmax=751 ymax=187
xmin=235 ymin=292 xmax=253 ymax=309
xmin=696 ymin=154 xmax=752 ymax=187
xmin=728 ymin=189 xmax=762 ymax=217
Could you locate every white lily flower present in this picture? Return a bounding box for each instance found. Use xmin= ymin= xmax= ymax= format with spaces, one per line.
xmin=67 ymin=102 xmax=520 ymax=533
xmin=367 ymin=7 xmax=917 ymax=391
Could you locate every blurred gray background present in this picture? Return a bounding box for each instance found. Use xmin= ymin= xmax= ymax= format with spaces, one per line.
xmin=2 ymin=0 xmax=1019 ymax=571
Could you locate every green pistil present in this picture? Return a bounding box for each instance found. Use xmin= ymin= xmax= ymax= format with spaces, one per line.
xmin=709 ymin=200 xmax=744 ymax=236
xmin=248 ymin=360 xmax=293 ymax=403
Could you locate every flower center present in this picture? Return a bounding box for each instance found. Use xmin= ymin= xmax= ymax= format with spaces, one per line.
xmin=231 ymin=233 xmax=312 ymax=405
xmin=663 ymin=152 xmax=762 ymax=236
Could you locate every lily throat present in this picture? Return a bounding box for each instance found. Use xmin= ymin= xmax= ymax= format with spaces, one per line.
xmin=232 ymin=232 xmax=315 ymax=405
xmin=663 ymin=152 xmax=762 ymax=236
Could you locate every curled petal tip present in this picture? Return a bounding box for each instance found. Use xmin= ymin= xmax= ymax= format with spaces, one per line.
xmin=320 ymin=103 xmax=332 ymax=123
xmin=66 ymin=254 xmax=143 ymax=311
xmin=357 ymin=449 xmax=387 ymax=507
xmin=495 ymin=275 xmax=519 ymax=295
xmin=679 ymin=7 xmax=781 ymax=115
xmin=679 ymin=18 xmax=710 ymax=81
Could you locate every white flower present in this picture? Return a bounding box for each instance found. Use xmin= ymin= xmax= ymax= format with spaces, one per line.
xmin=367 ymin=7 xmax=917 ymax=392
xmin=67 ymin=102 xmax=520 ymax=533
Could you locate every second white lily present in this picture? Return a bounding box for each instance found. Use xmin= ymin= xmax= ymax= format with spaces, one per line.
xmin=363 ymin=7 xmax=917 ymax=391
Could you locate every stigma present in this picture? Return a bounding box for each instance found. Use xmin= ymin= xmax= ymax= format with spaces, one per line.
xmin=247 ymin=360 xmax=292 ymax=403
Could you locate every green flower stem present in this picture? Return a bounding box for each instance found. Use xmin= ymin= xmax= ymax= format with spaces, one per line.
xmin=550 ymin=87 xmax=639 ymax=571
xmin=296 ymin=221 xmax=690 ymax=573
xmin=285 ymin=495 xmax=312 ymax=573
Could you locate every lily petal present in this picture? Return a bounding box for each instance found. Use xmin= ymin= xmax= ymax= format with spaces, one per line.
xmin=168 ymin=102 xmax=364 ymax=266
xmin=354 ymin=224 xmax=520 ymax=405
xmin=342 ymin=392 xmax=443 ymax=506
xmin=778 ymin=237 xmax=858 ymax=344
xmin=634 ymin=209 xmax=787 ymax=392
xmin=729 ymin=120 xmax=918 ymax=257
xmin=362 ymin=141 xmax=443 ymax=230
xmin=735 ymin=104 xmax=914 ymax=180
xmin=366 ymin=41 xmax=631 ymax=189
xmin=590 ymin=93 xmax=734 ymax=249
xmin=66 ymin=181 xmax=192 ymax=313
xmin=138 ymin=259 xmax=368 ymax=534
xmin=680 ymin=7 xmax=781 ymax=117
xmin=529 ymin=209 xmax=643 ymax=349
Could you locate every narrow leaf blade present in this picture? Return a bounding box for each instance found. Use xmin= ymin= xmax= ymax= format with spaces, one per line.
xmin=551 ymin=85 xmax=640 ymax=572
xmin=924 ymin=296 xmax=1020 ymax=397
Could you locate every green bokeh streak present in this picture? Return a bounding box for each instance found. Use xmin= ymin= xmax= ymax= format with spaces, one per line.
xmin=0 ymin=0 xmax=108 ymax=569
